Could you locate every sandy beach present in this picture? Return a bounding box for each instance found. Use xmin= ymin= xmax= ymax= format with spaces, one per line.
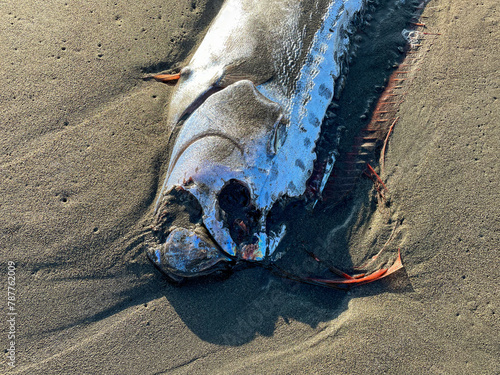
xmin=1 ymin=0 xmax=499 ymax=373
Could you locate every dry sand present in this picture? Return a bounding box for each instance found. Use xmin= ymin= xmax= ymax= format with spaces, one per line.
xmin=1 ymin=0 xmax=499 ymax=373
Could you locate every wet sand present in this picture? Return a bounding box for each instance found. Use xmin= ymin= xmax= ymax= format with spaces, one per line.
xmin=1 ymin=0 xmax=499 ymax=373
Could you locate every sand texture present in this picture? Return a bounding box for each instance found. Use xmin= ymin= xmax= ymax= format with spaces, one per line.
xmin=1 ymin=0 xmax=499 ymax=373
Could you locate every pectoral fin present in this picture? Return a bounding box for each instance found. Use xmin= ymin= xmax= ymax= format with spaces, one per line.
xmin=153 ymin=72 xmax=181 ymax=85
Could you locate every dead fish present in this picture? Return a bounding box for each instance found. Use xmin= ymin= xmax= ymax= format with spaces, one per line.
xmin=146 ymin=0 xmax=401 ymax=284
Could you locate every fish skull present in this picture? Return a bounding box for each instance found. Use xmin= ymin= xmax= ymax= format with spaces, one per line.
xmin=147 ymin=80 xmax=288 ymax=281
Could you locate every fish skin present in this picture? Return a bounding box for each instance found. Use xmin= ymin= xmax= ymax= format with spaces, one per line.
xmin=148 ymin=0 xmax=368 ymax=279
xmin=164 ymin=0 xmax=321 ymax=126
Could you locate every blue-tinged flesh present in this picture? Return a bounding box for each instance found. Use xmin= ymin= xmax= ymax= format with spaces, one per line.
xmin=148 ymin=0 xmax=367 ymax=279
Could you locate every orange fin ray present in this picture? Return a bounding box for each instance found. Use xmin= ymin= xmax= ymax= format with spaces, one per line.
xmin=305 ymin=249 xmax=403 ymax=287
xmin=153 ymin=72 xmax=181 ymax=85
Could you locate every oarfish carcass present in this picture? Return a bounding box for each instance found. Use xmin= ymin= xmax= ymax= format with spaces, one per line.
xmin=146 ymin=0 xmax=368 ymax=281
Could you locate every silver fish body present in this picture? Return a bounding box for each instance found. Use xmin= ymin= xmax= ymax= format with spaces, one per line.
xmin=147 ymin=0 xmax=367 ymax=281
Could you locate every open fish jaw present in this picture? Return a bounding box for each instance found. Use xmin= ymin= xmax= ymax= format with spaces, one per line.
xmin=149 ymin=0 xmax=367 ymax=279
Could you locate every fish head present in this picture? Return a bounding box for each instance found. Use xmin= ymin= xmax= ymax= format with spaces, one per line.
xmin=147 ymin=80 xmax=289 ymax=281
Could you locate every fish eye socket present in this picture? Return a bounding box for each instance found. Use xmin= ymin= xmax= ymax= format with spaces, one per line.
xmin=218 ymin=179 xmax=251 ymax=213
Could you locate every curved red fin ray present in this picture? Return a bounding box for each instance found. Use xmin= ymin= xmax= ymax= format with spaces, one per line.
xmin=305 ymin=249 xmax=403 ymax=287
